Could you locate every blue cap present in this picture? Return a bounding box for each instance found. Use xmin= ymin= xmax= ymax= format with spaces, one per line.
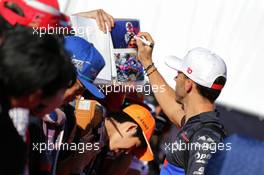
xmin=64 ymin=36 xmax=105 ymax=99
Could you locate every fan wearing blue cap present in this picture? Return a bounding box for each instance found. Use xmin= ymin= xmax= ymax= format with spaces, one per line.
xmin=63 ymin=36 xmax=105 ymax=102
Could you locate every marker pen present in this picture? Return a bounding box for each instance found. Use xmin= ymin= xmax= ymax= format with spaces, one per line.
xmin=134 ymin=36 xmax=154 ymax=48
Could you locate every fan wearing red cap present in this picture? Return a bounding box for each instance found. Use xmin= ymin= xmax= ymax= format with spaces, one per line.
xmin=0 ymin=0 xmax=114 ymax=39
xmin=0 ymin=0 xmax=114 ymax=47
xmin=136 ymin=32 xmax=227 ymax=175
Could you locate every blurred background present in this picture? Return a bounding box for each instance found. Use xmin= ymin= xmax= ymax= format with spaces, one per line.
xmin=58 ymin=0 xmax=264 ymax=140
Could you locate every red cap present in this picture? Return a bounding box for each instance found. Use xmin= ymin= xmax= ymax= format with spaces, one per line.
xmin=0 ymin=0 xmax=70 ymax=28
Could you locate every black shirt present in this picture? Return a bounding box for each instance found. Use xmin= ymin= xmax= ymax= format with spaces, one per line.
xmin=164 ymin=111 xmax=225 ymax=175
xmin=0 ymin=103 xmax=27 ymax=175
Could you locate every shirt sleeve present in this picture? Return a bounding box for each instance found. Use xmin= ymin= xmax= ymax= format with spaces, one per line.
xmin=186 ymin=127 xmax=223 ymax=175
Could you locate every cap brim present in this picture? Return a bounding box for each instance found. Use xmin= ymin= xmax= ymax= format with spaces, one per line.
xmin=164 ymin=55 xmax=183 ymax=71
xmin=133 ymin=132 xmax=154 ymax=161
xmin=125 ymin=98 xmax=151 ymax=111
xmin=78 ymin=75 xmax=105 ymax=99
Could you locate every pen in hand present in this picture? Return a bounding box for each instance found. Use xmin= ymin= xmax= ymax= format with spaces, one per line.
xmin=134 ymin=35 xmax=154 ymax=48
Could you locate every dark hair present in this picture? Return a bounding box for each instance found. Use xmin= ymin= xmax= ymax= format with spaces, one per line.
xmin=108 ymin=111 xmax=147 ymax=148
xmin=196 ymin=76 xmax=226 ymax=103
xmin=0 ymin=18 xmax=4 ymax=38
xmin=0 ymin=28 xmax=76 ymax=98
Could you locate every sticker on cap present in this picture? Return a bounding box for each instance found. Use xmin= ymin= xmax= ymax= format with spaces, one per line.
xmin=187 ymin=67 xmax=193 ymax=74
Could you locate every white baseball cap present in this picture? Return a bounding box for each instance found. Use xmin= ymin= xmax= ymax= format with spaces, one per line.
xmin=165 ymin=47 xmax=227 ymax=90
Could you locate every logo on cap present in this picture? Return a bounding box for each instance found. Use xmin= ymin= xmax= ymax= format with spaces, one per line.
xmin=136 ymin=115 xmax=149 ymax=130
xmin=187 ymin=67 xmax=193 ymax=74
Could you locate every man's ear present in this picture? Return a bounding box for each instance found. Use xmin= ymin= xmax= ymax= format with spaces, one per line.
xmin=124 ymin=122 xmax=138 ymax=135
xmin=185 ymin=79 xmax=193 ymax=93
